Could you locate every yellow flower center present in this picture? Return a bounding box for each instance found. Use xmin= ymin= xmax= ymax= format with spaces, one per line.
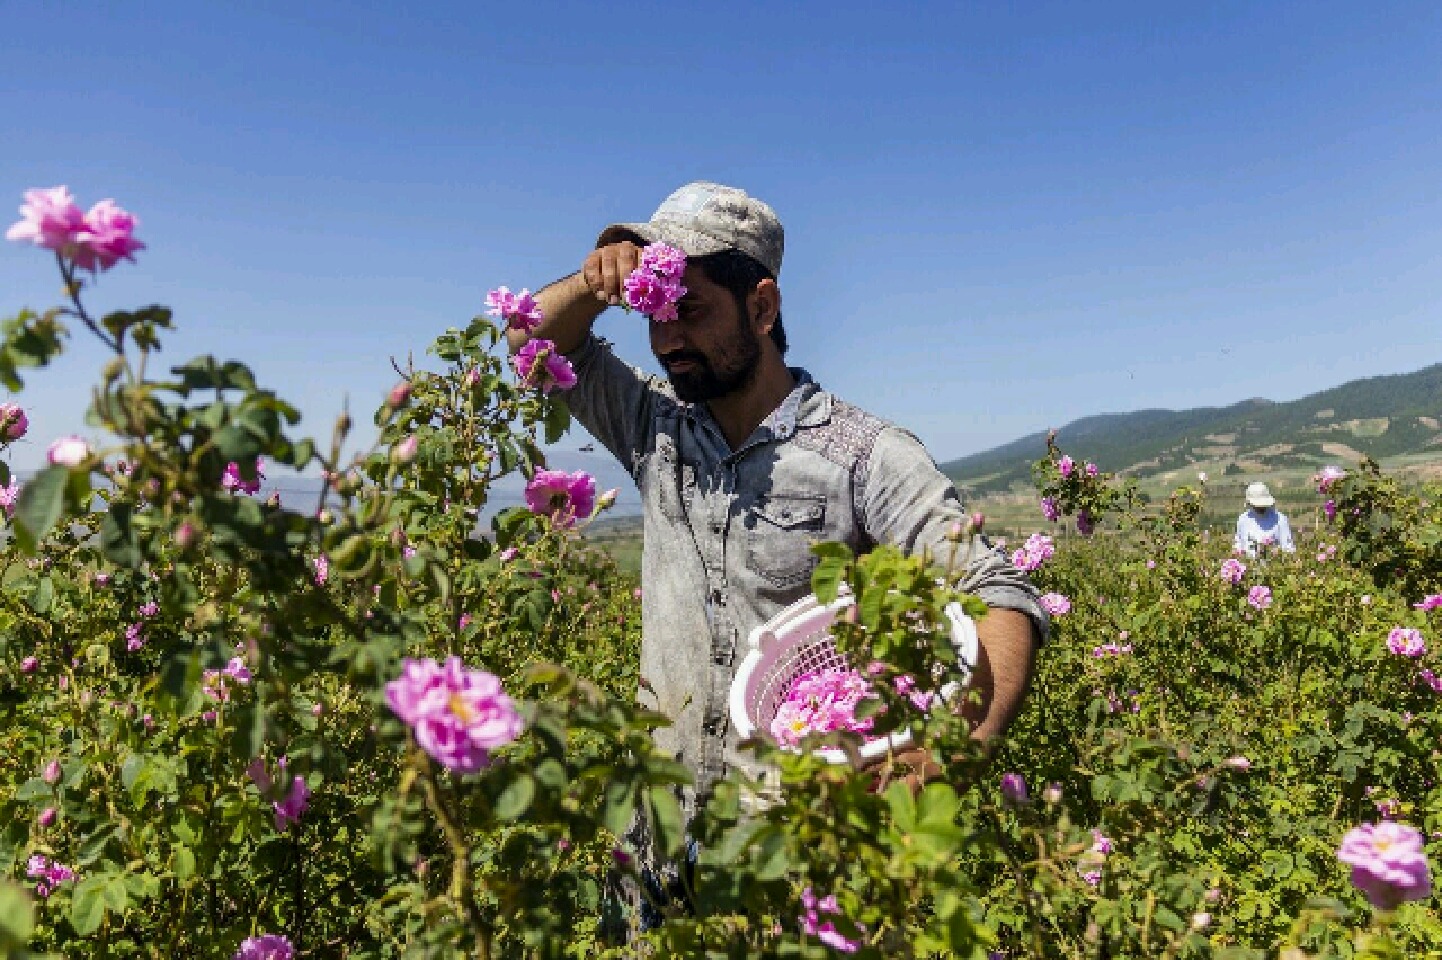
xmin=449 ymin=694 xmax=475 ymax=724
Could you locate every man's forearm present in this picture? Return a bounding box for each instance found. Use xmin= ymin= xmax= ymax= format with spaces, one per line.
xmin=504 ymin=271 xmax=605 ymax=356
xmin=963 ymin=607 xmax=1036 ymax=740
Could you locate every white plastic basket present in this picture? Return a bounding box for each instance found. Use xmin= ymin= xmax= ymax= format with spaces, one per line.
xmin=728 ymin=590 xmax=978 ymax=765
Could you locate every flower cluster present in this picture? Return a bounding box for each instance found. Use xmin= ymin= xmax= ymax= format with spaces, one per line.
xmin=233 ymin=934 xmax=295 ymax=960
xmin=25 ymin=854 xmax=76 ymax=898
xmin=771 ymin=667 xmax=876 ymax=748
xmin=1220 ymin=558 xmax=1247 ymax=585
xmin=1041 ymin=496 xmax=1059 ymax=522
xmin=1385 ymin=627 xmax=1426 ymax=658
xmin=1011 ymin=533 xmax=1055 ymax=572
xmin=202 ymin=657 xmax=254 ymax=702
xmin=891 ymin=672 xmax=940 ymax=712
xmin=1247 ymin=585 xmax=1272 ymax=611
xmin=1091 ymin=641 xmax=1134 ymax=658
xmin=524 ymin=469 xmax=596 ymax=527
xmin=1039 ymin=592 xmax=1071 ymax=616
xmin=1336 ymin=821 xmax=1432 ymax=910
xmin=6 ymin=185 xmax=145 ymax=271
xmin=511 ymin=338 xmax=577 ymax=394
xmin=384 ymin=657 xmax=525 ymax=773
xmin=484 ymin=286 xmax=544 ymax=333
xmin=799 ymin=886 xmax=863 ymax=953
xmin=623 ymin=243 xmax=687 ymax=323
xmin=1316 ymin=464 xmax=1345 ymax=494
xmin=222 ymin=459 xmax=265 ymax=495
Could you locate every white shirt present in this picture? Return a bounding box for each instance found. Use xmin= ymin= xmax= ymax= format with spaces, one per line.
xmin=1233 ymin=508 xmax=1294 ymax=556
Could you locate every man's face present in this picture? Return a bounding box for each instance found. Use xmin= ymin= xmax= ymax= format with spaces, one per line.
xmin=650 ymin=265 xmax=763 ymax=403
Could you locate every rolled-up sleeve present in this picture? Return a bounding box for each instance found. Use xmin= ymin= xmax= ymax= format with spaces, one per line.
xmin=861 ymin=427 xmax=1050 ymax=644
xmin=562 ymin=335 xmax=662 ymax=479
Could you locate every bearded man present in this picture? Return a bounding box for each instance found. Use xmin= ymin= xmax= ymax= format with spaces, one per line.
xmin=508 ymin=180 xmax=1047 ymax=811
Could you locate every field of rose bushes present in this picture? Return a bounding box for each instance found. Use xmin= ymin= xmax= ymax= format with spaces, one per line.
xmin=0 ymin=187 xmax=1437 ymax=959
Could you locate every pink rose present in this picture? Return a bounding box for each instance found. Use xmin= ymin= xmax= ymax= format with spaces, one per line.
xmin=272 ymin=776 xmax=311 ymax=832
xmin=384 ymin=657 xmax=524 ymax=772
xmin=484 ymin=286 xmax=544 ymax=333
xmin=46 ymin=436 xmax=90 ymax=467
xmin=511 ymin=339 xmax=577 ymax=394
xmin=221 ymin=459 xmax=265 ymax=495
xmin=1337 ymin=822 xmax=1432 ymax=909
xmin=73 ymin=199 xmax=145 ymax=272
xmin=524 ymin=469 xmax=596 ymax=527
xmin=5 ymin=186 xmax=86 ymax=255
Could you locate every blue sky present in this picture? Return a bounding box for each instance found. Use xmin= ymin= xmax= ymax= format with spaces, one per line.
xmin=4 ymin=1 xmax=1442 ymax=475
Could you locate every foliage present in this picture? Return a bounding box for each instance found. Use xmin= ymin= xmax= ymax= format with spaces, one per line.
xmin=1328 ymin=457 xmax=1442 ymax=598
xmin=0 ymin=199 xmax=1437 ymax=958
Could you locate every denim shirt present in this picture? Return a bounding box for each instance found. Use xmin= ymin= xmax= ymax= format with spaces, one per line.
xmin=562 ymin=336 xmax=1047 ymax=800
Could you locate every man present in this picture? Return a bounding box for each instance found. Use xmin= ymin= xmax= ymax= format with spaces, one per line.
xmin=1233 ymin=481 xmax=1295 ymax=556
xmin=508 ymin=181 xmax=1046 ymax=807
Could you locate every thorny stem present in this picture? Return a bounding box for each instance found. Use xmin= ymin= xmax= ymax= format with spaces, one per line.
xmin=55 ymin=253 xmax=123 ymax=355
xmin=418 ymin=755 xmax=493 ymax=960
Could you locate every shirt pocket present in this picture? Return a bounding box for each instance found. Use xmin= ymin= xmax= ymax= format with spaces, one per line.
xmin=746 ymin=494 xmax=827 ymax=589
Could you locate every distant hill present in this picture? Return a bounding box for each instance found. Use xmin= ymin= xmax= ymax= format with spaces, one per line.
xmin=940 ymin=363 xmax=1442 ymax=495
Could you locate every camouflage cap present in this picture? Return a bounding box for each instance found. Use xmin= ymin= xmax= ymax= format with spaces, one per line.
xmin=597 ymin=181 xmax=784 ymax=277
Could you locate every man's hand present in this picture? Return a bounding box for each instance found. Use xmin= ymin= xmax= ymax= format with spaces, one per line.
xmin=509 ymin=240 xmax=648 ymax=357
xmin=580 ymin=240 xmax=646 ymax=308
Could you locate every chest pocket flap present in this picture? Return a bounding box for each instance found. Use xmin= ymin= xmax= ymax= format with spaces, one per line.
xmin=747 ymin=494 xmax=827 ymax=588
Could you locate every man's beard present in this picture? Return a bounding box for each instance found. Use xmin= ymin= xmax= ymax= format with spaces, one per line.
xmin=660 ymin=322 xmax=763 ymax=403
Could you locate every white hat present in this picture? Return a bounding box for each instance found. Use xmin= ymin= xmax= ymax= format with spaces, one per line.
xmin=1245 ymin=482 xmax=1275 ymax=509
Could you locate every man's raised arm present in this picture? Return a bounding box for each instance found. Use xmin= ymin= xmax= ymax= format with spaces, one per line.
xmin=505 ymin=240 xmax=645 ymax=355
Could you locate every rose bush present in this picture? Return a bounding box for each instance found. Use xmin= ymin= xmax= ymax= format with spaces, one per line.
xmin=0 ymin=187 xmax=1437 ymax=958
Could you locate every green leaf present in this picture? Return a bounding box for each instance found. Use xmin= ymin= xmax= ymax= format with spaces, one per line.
xmin=100 ymin=503 xmax=142 ymax=569
xmin=27 ymin=576 xmax=53 ymax=615
xmin=229 ymin=701 xmax=267 ymax=762
xmin=600 ymin=782 xmax=636 ymax=836
xmin=884 ymin=780 xmax=917 ymax=831
xmin=647 ymin=786 xmax=685 ymax=858
xmin=751 ymin=825 xmax=790 ymax=881
xmin=103 ymin=877 xmax=128 ymax=913
xmin=13 ymin=465 xmax=69 ymax=553
xmin=0 ymin=880 xmax=34 ymax=950
xmin=543 ymin=400 xmax=571 ymax=445
xmin=173 ymin=846 xmax=196 ymax=882
xmin=494 ymin=773 xmax=536 ymax=821
xmin=213 ymin=424 xmax=262 ymax=462
xmin=69 ymin=875 xmax=108 ymax=936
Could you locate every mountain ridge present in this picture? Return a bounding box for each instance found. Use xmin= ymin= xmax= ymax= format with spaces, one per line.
xmin=940 ymin=362 xmax=1442 ymax=494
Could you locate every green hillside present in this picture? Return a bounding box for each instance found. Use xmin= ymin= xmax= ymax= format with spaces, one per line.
xmin=940 ymin=363 xmax=1442 ymax=496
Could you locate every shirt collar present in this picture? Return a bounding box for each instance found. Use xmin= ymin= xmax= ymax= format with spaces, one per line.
xmin=686 ymin=367 xmax=832 ymax=447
